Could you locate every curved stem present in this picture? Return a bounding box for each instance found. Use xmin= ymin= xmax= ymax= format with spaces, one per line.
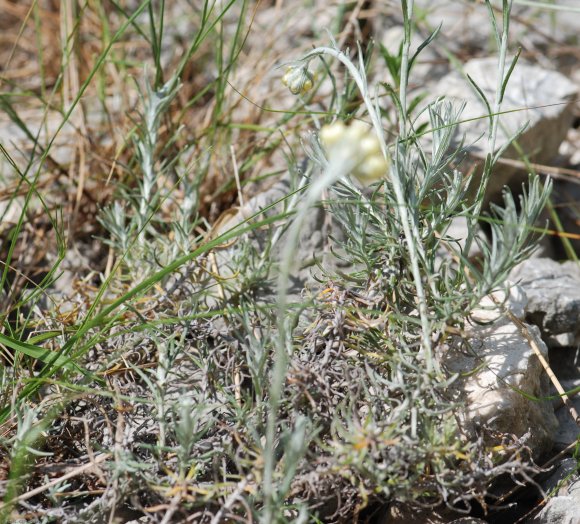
xmin=399 ymin=0 xmax=414 ymax=138
xmin=263 ymin=155 xmax=355 ymax=522
xmin=466 ymin=0 xmax=513 ymax=258
xmin=302 ymin=45 xmax=433 ymax=371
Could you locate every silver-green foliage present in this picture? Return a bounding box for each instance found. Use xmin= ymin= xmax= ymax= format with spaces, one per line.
xmin=42 ymin=1 xmax=552 ymax=522
xmin=98 ymin=75 xmax=199 ymax=281
xmin=258 ymin=0 xmax=552 ymax=520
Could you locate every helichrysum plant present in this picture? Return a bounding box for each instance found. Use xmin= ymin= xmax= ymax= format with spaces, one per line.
xmin=1 ymin=2 xmax=555 ymax=523
xmin=98 ymin=74 xmax=199 ymax=281
xmin=259 ymin=0 xmax=551 ymax=520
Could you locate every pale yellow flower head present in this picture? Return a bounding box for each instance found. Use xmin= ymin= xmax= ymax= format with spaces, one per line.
xmin=320 ymin=120 xmax=389 ymax=184
xmin=282 ymin=64 xmax=314 ymax=96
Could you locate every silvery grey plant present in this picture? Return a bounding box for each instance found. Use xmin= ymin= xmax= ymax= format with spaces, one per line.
xmin=98 ymin=74 xmax=198 ymax=281
xmin=260 ymin=0 xmax=552 ymax=520
xmin=74 ymin=1 xmax=554 ymax=522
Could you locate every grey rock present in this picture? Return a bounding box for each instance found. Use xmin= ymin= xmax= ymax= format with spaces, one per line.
xmin=540 ymin=458 xmax=580 ymax=496
xmin=410 ymin=0 xmax=580 ymax=56
xmin=552 ymin=384 xmax=580 ymax=452
xmin=443 ymin=288 xmax=558 ymax=459
xmin=412 ymin=1 xmax=491 ymax=56
xmin=529 ymin=475 xmax=580 ymax=524
xmin=510 ymin=258 xmax=580 ymax=344
xmin=381 ymin=25 xmax=448 ymax=83
xmin=537 ymin=1 xmax=580 ymax=48
xmin=381 ymin=2 xmax=500 ymax=84
xmin=380 ymin=1 xmax=580 ymax=89
xmin=430 ymin=58 xmax=577 ymax=203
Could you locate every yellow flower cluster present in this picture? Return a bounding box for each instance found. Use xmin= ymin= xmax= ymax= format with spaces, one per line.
xmin=282 ymin=64 xmax=314 ymax=96
xmin=320 ymin=121 xmax=389 ymax=184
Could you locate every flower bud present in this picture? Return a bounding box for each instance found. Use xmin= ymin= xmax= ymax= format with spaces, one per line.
xmin=282 ymin=65 xmax=314 ymax=96
xmin=346 ymin=120 xmax=370 ymax=141
xmin=319 ymin=120 xmax=389 ymax=185
xmin=358 ymin=135 xmax=381 ymax=157
xmin=320 ymin=121 xmax=346 ymax=148
xmin=355 ymin=155 xmax=389 ymax=183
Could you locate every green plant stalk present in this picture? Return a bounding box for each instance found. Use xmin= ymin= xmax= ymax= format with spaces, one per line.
xmin=395 ymin=0 xmax=436 ymax=372
xmin=489 ymin=1 xmax=513 ymax=156
xmin=399 ymin=0 xmax=414 ymax=137
xmin=466 ymin=0 xmax=513 ymax=258
xmin=488 ymin=2 xmax=514 ymax=191
xmin=298 ymin=44 xmax=434 ymax=372
xmin=263 ymin=157 xmax=357 ymax=522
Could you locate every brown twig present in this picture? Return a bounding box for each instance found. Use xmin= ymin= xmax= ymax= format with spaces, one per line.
xmin=0 ymin=453 xmax=111 ymax=510
xmin=498 ymin=438 xmax=580 ymax=523
xmin=504 ymin=307 xmax=580 ymax=427
xmin=490 ymin=156 xmax=580 ymax=185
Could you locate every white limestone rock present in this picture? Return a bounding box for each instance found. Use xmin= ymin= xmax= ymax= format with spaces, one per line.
xmin=443 ymin=286 xmax=558 ymax=459
xmin=430 ymin=58 xmax=577 ymax=201
xmin=530 ymin=474 xmax=580 ymax=524
xmin=510 ymin=258 xmax=580 ymax=346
